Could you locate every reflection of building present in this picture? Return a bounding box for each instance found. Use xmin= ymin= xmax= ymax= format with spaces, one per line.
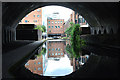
xmin=70 ymin=55 xmax=89 ymax=71
xmin=19 ymin=8 xmax=42 ymax=26
xmin=25 ymin=47 xmax=48 ymax=75
xmin=47 ymin=19 xmax=64 ymax=37
xmin=47 ymin=41 xmax=65 ymax=58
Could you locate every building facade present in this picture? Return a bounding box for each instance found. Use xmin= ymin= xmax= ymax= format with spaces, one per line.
xmin=19 ymin=8 xmax=42 ymax=26
xmin=47 ymin=19 xmax=64 ymax=37
xmin=64 ymin=11 xmax=90 ymax=35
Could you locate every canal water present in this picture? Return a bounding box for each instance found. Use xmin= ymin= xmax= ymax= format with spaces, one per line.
xmin=24 ymin=39 xmax=89 ymax=77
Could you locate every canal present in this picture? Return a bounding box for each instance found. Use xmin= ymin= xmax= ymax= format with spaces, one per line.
xmin=11 ymin=39 xmax=119 ymax=78
xmin=24 ymin=39 xmax=89 ymax=78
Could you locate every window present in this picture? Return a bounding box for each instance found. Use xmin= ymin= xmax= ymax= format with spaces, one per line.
xmin=49 ymin=30 xmax=51 ymax=32
xmin=52 ymin=53 xmax=54 ymax=55
xmin=58 ymin=53 xmax=60 ymax=55
xmin=25 ymin=20 xmax=28 ymax=23
xmin=58 ymin=26 xmax=60 ymax=28
xmin=52 ymin=26 xmax=54 ymax=28
xmin=55 ymin=53 xmax=57 ymax=55
xmin=58 ymin=21 xmax=59 ymax=24
xmin=34 ymin=62 xmax=36 ymax=64
xmin=55 ymin=48 xmax=57 ymax=51
xmin=52 ymin=48 xmax=54 ymax=51
xmin=37 ymin=15 xmax=40 ymax=17
xmin=38 ymin=67 xmax=42 ymax=70
xmin=58 ymin=48 xmax=60 ymax=51
xmin=61 ymin=21 xmax=62 ymax=24
xmin=38 ymin=62 xmax=41 ymax=64
xmin=48 ymin=26 xmax=50 ymax=28
xmin=49 ymin=53 xmax=51 ymax=55
xmin=34 ymin=68 xmax=36 ymax=70
xmin=55 ymin=21 xmax=57 ymax=24
xmin=61 ymin=53 xmax=63 ymax=55
xmin=48 ymin=21 xmax=50 ymax=24
xmin=49 ymin=49 xmax=51 ymax=51
xmin=55 ymin=26 xmax=57 ymax=28
xmin=52 ymin=21 xmax=53 ymax=24
xmin=33 ymin=15 xmax=35 ymax=17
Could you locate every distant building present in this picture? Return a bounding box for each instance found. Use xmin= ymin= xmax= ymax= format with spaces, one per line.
xmin=64 ymin=11 xmax=90 ymax=35
xmin=47 ymin=19 xmax=64 ymax=37
xmin=47 ymin=41 xmax=65 ymax=58
xmin=19 ymin=8 xmax=42 ymax=26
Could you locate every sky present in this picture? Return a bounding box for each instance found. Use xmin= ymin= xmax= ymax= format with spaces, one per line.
xmin=44 ymin=54 xmax=73 ymax=76
xmin=42 ymin=5 xmax=73 ymax=27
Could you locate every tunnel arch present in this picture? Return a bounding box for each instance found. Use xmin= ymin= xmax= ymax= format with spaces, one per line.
xmin=2 ymin=2 xmax=119 ymax=44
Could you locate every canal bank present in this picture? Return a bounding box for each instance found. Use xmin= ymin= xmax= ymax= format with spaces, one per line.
xmin=2 ymin=40 xmax=47 ymax=78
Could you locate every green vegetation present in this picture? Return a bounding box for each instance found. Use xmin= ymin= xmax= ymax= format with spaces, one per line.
xmin=34 ymin=25 xmax=46 ymax=32
xmin=65 ymin=22 xmax=86 ymax=58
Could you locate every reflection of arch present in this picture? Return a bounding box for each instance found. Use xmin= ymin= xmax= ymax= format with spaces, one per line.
xmin=98 ymin=30 xmax=101 ymax=34
xmin=104 ymin=29 xmax=107 ymax=34
xmin=110 ymin=28 xmax=113 ymax=34
xmin=94 ymin=30 xmax=97 ymax=34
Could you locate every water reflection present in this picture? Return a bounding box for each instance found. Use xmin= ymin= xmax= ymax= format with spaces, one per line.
xmin=25 ymin=40 xmax=89 ymax=77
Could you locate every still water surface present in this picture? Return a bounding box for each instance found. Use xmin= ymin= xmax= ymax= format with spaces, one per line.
xmin=25 ymin=40 xmax=89 ymax=77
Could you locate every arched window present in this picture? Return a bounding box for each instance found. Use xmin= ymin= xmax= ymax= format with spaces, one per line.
xmin=98 ymin=30 xmax=101 ymax=34
xmin=104 ymin=29 xmax=107 ymax=34
xmin=110 ymin=28 xmax=113 ymax=34
xmin=94 ymin=30 xmax=97 ymax=34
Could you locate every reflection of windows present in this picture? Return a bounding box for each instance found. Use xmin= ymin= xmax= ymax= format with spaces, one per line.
xmin=38 ymin=62 xmax=41 ymax=64
xmin=52 ymin=53 xmax=54 ymax=55
xmin=37 ymin=15 xmax=40 ymax=17
xmin=25 ymin=20 xmax=28 ymax=23
xmin=58 ymin=26 xmax=60 ymax=28
xmin=55 ymin=53 xmax=57 ymax=55
xmin=55 ymin=48 xmax=57 ymax=51
xmin=58 ymin=53 xmax=60 ymax=55
xmin=48 ymin=21 xmax=50 ymax=24
xmin=49 ymin=49 xmax=51 ymax=51
xmin=52 ymin=48 xmax=54 ymax=51
xmin=52 ymin=21 xmax=53 ymax=24
xmin=55 ymin=26 xmax=57 ymax=28
xmin=55 ymin=21 xmax=57 ymax=24
xmin=38 ymin=67 xmax=42 ymax=70
xmin=61 ymin=53 xmax=63 ymax=55
xmin=58 ymin=48 xmax=60 ymax=51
